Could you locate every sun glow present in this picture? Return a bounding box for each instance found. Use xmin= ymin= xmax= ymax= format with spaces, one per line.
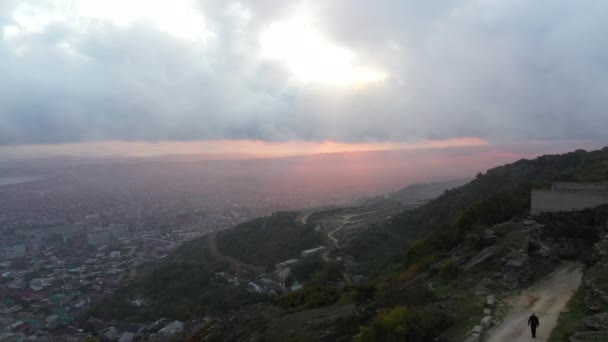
xmin=0 ymin=138 xmax=488 ymax=159
xmin=259 ymin=7 xmax=387 ymax=86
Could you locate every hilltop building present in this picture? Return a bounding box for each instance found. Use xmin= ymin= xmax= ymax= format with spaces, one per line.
xmin=531 ymin=182 xmax=608 ymax=215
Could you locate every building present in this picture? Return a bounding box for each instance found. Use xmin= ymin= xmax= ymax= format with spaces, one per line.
xmin=531 ymin=182 xmax=608 ymax=215
xmin=87 ymin=229 xmax=111 ymax=245
xmin=0 ymin=244 xmax=26 ymax=260
xmin=109 ymin=224 xmax=130 ymax=240
xmin=275 ymin=258 xmax=299 ymax=271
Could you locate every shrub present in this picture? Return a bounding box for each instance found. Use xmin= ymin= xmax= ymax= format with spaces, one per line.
xmin=353 ymin=284 xmax=376 ymax=304
xmin=438 ymin=261 xmax=462 ymax=282
xmin=356 ymin=305 xmax=450 ymax=342
xmin=276 ymin=286 xmax=340 ymax=311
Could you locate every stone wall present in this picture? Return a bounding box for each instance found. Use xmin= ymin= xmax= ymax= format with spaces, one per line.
xmin=531 ymin=189 xmax=608 ymax=215
xmin=552 ymin=182 xmax=608 ymax=191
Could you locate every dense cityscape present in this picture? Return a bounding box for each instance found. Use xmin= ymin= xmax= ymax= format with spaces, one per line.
xmin=0 ymin=175 xmax=235 ymax=341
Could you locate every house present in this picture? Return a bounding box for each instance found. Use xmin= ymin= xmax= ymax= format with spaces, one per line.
xmin=275 ymin=259 xmax=299 ymax=271
xmin=159 ymin=320 xmax=184 ymax=334
xmin=87 ymin=229 xmax=111 ymax=246
xmin=0 ymin=244 xmax=26 ymax=260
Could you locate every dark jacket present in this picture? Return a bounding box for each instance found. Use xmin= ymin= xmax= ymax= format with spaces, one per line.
xmin=528 ymin=315 xmax=539 ymax=328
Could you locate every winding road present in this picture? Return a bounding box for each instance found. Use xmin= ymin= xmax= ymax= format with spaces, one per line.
xmin=486 ymin=261 xmax=583 ymax=342
xmin=326 ymin=205 xmax=401 ymax=248
xmin=327 ymin=214 xmax=358 ymax=248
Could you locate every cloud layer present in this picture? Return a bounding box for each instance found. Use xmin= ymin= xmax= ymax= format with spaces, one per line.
xmin=1 ymin=0 xmax=607 ymax=145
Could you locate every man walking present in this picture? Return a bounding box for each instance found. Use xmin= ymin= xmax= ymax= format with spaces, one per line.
xmin=528 ymin=313 xmax=540 ymax=338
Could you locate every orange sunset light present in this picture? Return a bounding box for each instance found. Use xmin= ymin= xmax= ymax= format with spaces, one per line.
xmin=0 ymin=138 xmax=488 ymax=159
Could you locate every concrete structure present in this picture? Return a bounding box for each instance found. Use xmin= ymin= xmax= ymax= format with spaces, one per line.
xmin=531 ymin=182 xmax=608 ymax=215
xmin=552 ymin=182 xmax=608 ymax=191
xmin=300 ymin=246 xmax=326 ymax=258
xmin=275 ymin=258 xmax=298 ymax=271
xmin=0 ymin=244 xmax=26 ymax=260
xmin=109 ymin=224 xmax=130 ymax=240
xmin=87 ymin=229 xmax=111 ymax=245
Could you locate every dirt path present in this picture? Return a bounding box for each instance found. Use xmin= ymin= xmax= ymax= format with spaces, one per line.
xmin=327 ymin=214 xmax=358 ymax=248
xmin=486 ymin=261 xmax=583 ymax=342
xmin=297 ymin=211 xmax=314 ymax=225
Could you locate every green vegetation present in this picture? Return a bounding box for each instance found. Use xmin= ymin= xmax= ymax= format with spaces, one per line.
xmin=437 ymin=288 xmax=485 ymax=341
xmin=88 ymin=147 xmax=608 ymax=340
xmin=592 ymin=264 xmax=608 ymax=293
xmin=265 ymin=303 xmax=361 ymax=342
xmin=352 ymin=148 xmax=608 ymax=341
xmin=350 ymin=148 xmax=608 ymax=279
xmin=356 ymin=305 xmax=451 ymax=342
xmin=438 ymin=261 xmax=462 ymax=282
xmin=549 ymin=286 xmax=587 ymax=342
xmin=86 ymin=237 xmax=265 ymax=322
xmin=290 ymin=256 xmax=342 ymax=285
xmin=88 ymin=212 xmax=323 ymax=321
xmin=276 ymin=286 xmax=341 ymax=311
xmin=217 ymin=211 xmax=321 ymax=269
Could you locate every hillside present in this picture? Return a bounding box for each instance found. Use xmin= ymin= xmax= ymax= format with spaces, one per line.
xmin=216 ymin=211 xmax=322 ymax=270
xmin=238 ymin=148 xmax=608 ymax=341
xmin=86 ymin=147 xmax=608 ymax=341
xmin=344 ymin=147 xmax=608 ymax=272
xmin=84 ymin=179 xmax=470 ymax=324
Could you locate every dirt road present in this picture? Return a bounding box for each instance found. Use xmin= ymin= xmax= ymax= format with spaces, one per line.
xmin=327 ymin=214 xmax=357 ymax=248
xmin=326 ymin=205 xmax=402 ymax=248
xmin=486 ymin=261 xmax=583 ymax=342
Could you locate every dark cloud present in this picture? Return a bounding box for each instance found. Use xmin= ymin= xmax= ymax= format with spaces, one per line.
xmin=0 ymin=0 xmax=607 ymax=145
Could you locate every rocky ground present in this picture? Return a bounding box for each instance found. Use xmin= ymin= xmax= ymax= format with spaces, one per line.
xmin=186 ymin=204 xmax=608 ymax=342
xmin=440 ymin=205 xmax=608 ymax=341
xmin=565 ymin=234 xmax=608 ymax=342
xmin=486 ymin=261 xmax=583 ymax=341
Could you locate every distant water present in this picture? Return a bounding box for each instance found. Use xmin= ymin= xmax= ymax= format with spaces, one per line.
xmin=0 ymin=176 xmax=43 ymax=186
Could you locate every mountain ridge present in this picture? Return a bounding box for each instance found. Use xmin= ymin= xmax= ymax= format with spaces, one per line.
xmin=86 ymin=147 xmax=608 ymax=341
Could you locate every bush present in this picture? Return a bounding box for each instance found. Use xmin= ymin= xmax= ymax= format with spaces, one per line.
xmin=291 ymin=256 xmax=324 ymax=282
xmin=438 ymin=261 xmax=462 ymax=282
xmin=276 ymin=286 xmax=340 ymax=311
xmin=353 ymin=284 xmax=376 ymax=304
xmin=291 ymin=257 xmax=344 ymax=285
xmin=356 ymin=305 xmax=451 ymax=342
xmin=376 ymin=282 xmax=435 ymax=308
xmin=356 ymin=307 xmax=424 ymax=342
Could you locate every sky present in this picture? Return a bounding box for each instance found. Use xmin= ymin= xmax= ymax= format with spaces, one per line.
xmin=0 ymin=0 xmax=607 ymax=158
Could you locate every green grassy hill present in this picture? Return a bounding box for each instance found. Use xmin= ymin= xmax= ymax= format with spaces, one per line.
xmin=85 ymin=211 xmax=321 ymax=322
xmin=87 ymin=147 xmax=608 ymax=340
xmin=217 ymin=211 xmax=322 ymax=270
xmin=345 ymin=147 xmax=608 ymax=273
